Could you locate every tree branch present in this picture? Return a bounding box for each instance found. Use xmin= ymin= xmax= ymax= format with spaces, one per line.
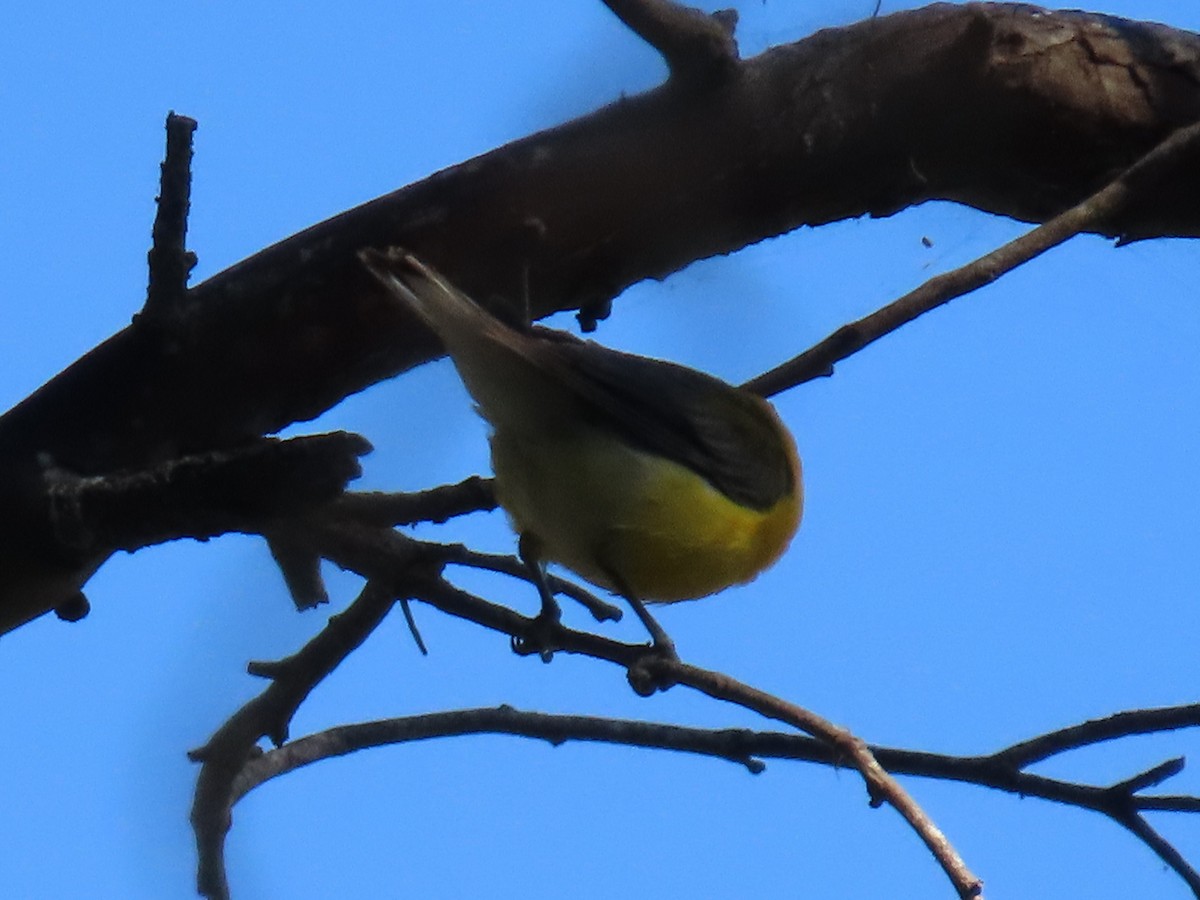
xmin=189 ymin=579 xmax=405 ymax=900
xmin=45 ymin=432 xmax=370 ymax=556
xmin=1117 ymin=812 xmax=1200 ymax=895
xmin=599 ymin=0 xmax=739 ymax=85
xmin=993 ymin=704 xmax=1200 ymax=769
xmin=743 ymin=116 xmax=1200 ymax=397
xmin=667 ymin=661 xmax=982 ymax=897
xmin=247 ymin=514 xmax=983 ymax=898
xmin=186 ymin=470 xmax=1200 ymax=898
xmin=142 ymin=111 xmax=198 ymax=323
xmin=334 ymin=476 xmax=496 ymax=526
xmin=231 ymin=703 xmax=1200 ymax=816
xmin=6 ymin=5 xmax=1200 ymax=629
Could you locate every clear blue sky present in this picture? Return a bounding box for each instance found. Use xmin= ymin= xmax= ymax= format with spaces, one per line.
xmin=2 ymin=2 xmax=1199 ymax=898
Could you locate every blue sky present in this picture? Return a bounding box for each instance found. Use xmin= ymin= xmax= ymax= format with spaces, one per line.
xmin=2 ymin=2 xmax=1199 ymax=898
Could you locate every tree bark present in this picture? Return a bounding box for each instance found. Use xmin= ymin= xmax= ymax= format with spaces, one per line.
xmin=2 ymin=2 xmax=1198 ymax=632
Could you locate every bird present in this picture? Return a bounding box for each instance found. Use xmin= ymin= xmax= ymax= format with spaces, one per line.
xmin=359 ymin=247 xmax=802 ymax=652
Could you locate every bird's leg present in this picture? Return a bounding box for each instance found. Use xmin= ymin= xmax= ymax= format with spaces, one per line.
xmin=601 ymin=567 xmax=677 ymax=661
xmin=609 ymin=579 xmax=679 ymax=696
xmin=512 ymin=533 xmax=561 ymax=662
xmin=518 ymin=533 xmax=561 ymax=624
xmin=624 ymin=595 xmax=677 ymax=659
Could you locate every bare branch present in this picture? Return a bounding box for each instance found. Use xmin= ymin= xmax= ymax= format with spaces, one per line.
xmin=189 ymin=580 xmax=403 ymax=900
xmin=142 ymin=111 xmax=198 ymax=322
xmin=191 ymin=484 xmax=1200 ymax=898
xmin=233 ymin=709 xmax=775 ymax=803
xmin=230 ymin=705 xmax=1200 ymax=814
xmin=335 ymin=476 xmax=496 ymax=526
xmin=600 ymin=0 xmax=738 ymax=84
xmin=272 ymin=516 xmax=981 ymax=898
xmin=1111 ymin=758 xmax=1187 ymax=796
xmin=265 ymin=532 xmax=328 ymax=610
xmin=667 ymin=661 xmax=982 ymax=897
xmin=744 ymin=117 xmax=1200 ymax=398
xmin=225 ymin=701 xmax=1200 ymax=897
xmin=434 ymin=542 xmax=623 ymax=623
xmin=1116 ymin=813 xmax=1200 ymax=895
xmin=993 ymin=703 xmax=1200 ymax=769
xmin=44 ymin=432 xmax=369 ymax=556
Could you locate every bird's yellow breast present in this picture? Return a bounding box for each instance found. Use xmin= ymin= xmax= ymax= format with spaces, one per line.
xmin=490 ymin=421 xmax=802 ymax=603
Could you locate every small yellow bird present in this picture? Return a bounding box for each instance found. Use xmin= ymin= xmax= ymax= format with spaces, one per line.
xmin=360 ymin=248 xmax=802 ymax=648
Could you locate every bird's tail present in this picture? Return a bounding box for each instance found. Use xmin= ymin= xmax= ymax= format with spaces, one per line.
xmin=359 ymin=247 xmax=560 ymax=430
xmin=359 ymin=247 xmax=495 ymax=341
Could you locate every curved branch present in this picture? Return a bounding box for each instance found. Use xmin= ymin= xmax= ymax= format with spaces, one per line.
xmin=235 ymin=709 xmax=771 ymax=802
xmin=224 ymin=701 xmax=1200 ymax=894
xmin=6 ymin=4 xmax=1200 ymax=629
xmin=189 ymin=579 xmax=405 ymax=900
xmin=233 ymin=704 xmax=1200 ymax=810
xmin=993 ymin=703 xmax=1200 ymax=769
xmin=666 ymin=661 xmax=982 ymax=897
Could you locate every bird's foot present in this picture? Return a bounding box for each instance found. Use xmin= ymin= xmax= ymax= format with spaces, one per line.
xmin=626 ymin=642 xmax=679 ymax=696
xmin=510 ymin=600 xmax=563 ymax=663
xmin=624 ymin=596 xmax=680 ymax=696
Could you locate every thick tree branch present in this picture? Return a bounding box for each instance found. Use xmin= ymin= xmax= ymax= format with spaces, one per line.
xmin=5 ymin=4 xmax=1200 ymax=630
xmin=46 ymin=432 xmax=369 ymax=556
xmin=0 ymin=433 xmax=369 ymax=633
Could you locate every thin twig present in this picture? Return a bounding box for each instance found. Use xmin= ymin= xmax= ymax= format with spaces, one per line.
xmin=1116 ymin=812 xmax=1200 ymax=895
xmin=201 ymin=503 xmax=1200 ymax=898
xmin=435 ymin=542 xmax=623 ymax=622
xmin=668 ymin=662 xmax=983 ymax=898
xmin=743 ymin=118 xmax=1200 ymax=399
xmin=1111 ymin=758 xmax=1187 ymax=796
xmin=994 ymin=704 xmax=1200 ymax=769
xmin=225 ymin=703 xmax=1200 ymax=898
xmin=231 ymin=709 xmax=775 ymax=802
